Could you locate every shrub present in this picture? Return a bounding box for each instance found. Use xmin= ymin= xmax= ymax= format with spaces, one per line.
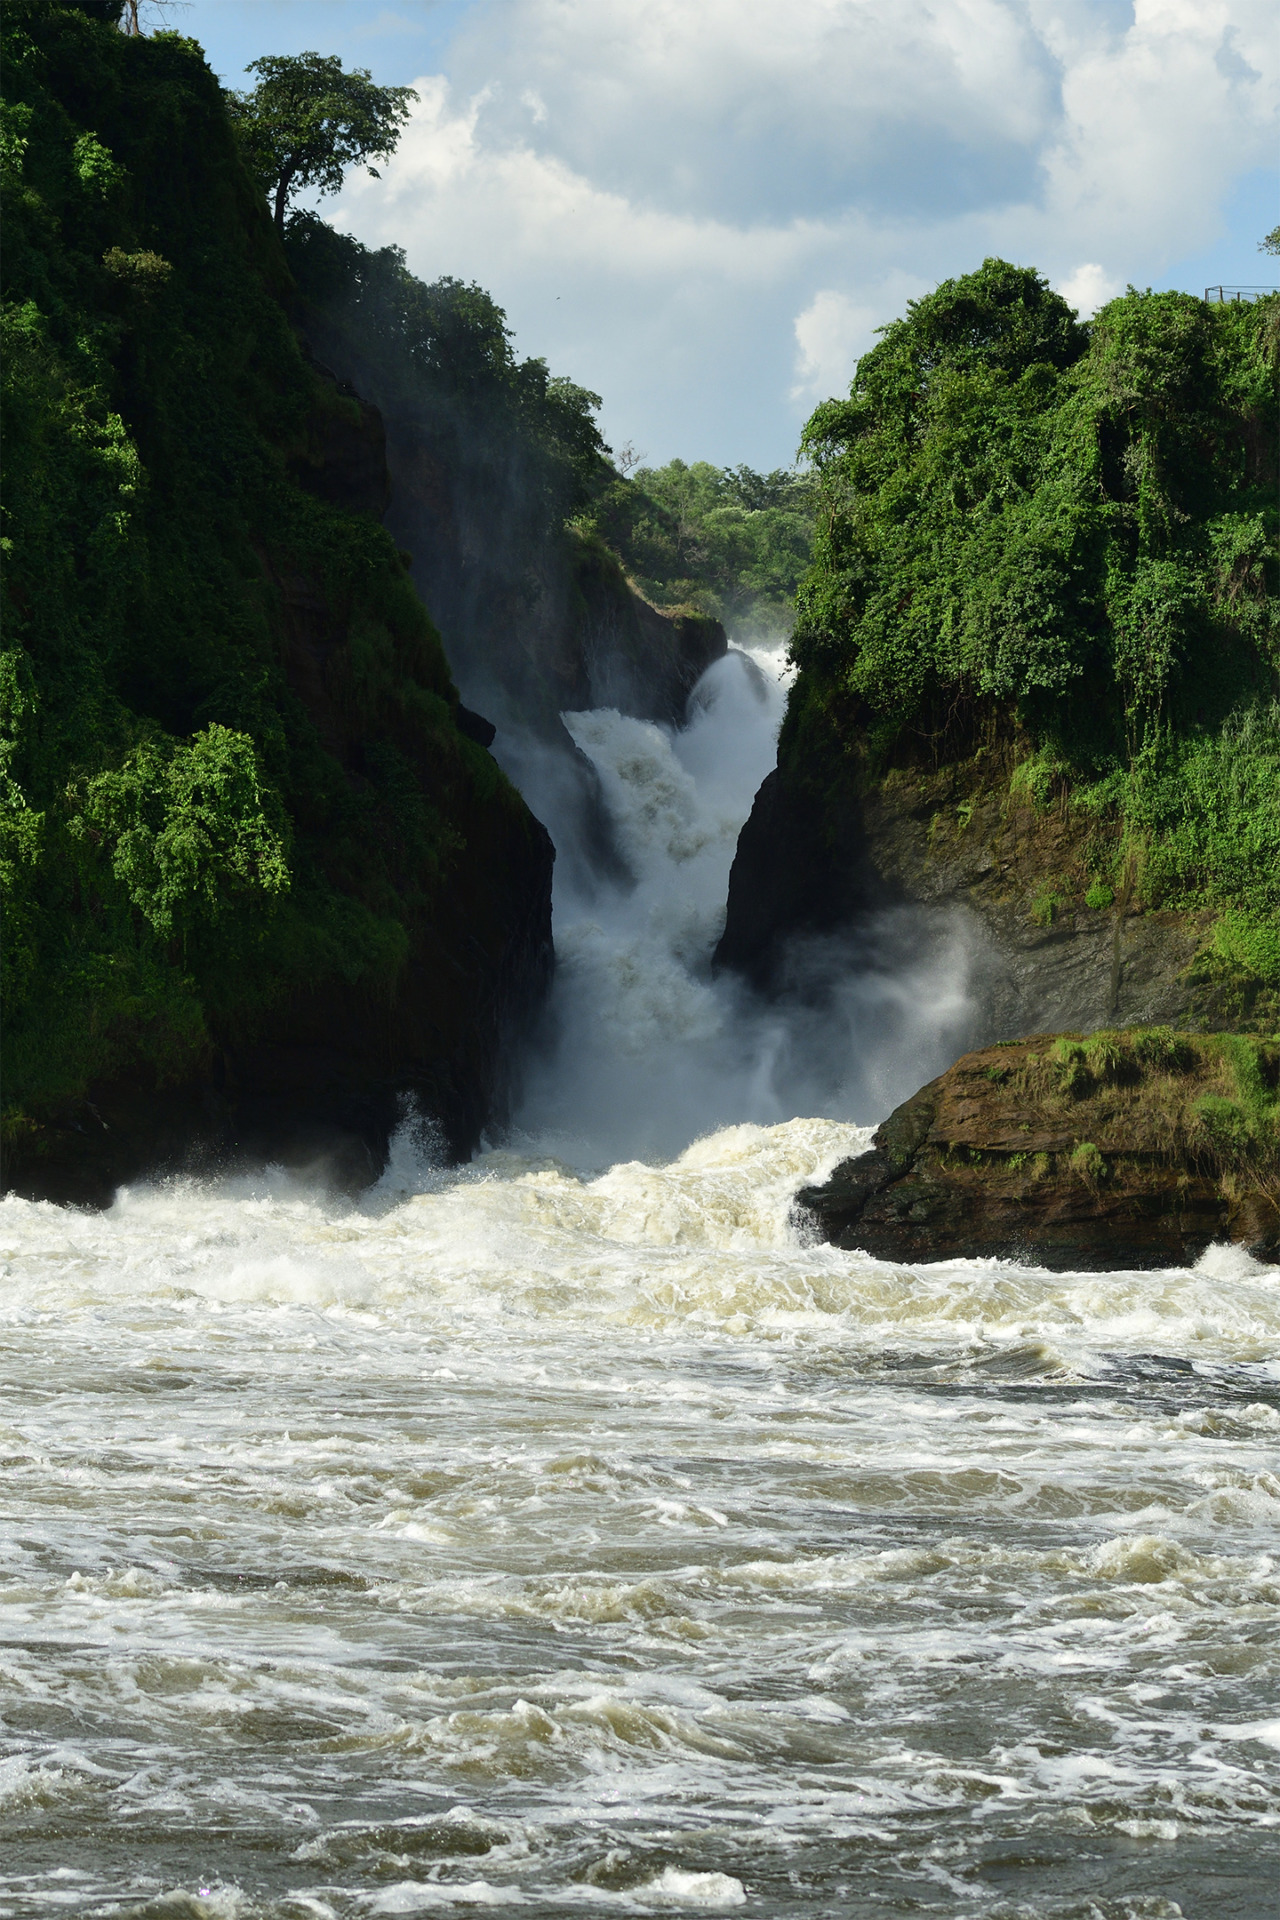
xmin=1130 ymin=1028 xmax=1195 ymax=1073
xmin=69 ymin=726 xmax=289 ymax=937
xmin=1070 ymin=1141 xmax=1107 ymax=1186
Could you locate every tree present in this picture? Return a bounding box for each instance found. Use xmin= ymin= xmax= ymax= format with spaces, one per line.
xmin=228 ymin=53 xmax=417 ymax=236
xmin=119 ymin=1 xmax=191 ymax=32
xmin=1260 ymin=225 xmax=1280 ymax=256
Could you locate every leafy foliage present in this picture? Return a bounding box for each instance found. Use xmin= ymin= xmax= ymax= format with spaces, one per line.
xmin=228 ymin=52 xmax=417 ymax=234
xmin=595 ymin=459 xmax=816 ymax=629
xmin=0 ymin=1 xmax=531 ymax=1133
xmin=69 ymin=725 xmax=289 ymax=937
xmin=790 ymin=256 xmax=1280 ymax=932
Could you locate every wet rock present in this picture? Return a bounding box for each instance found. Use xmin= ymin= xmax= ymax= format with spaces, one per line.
xmin=794 ymin=1031 xmax=1280 ymax=1270
xmin=716 ymin=737 xmax=1268 ymax=1039
xmin=457 ymin=704 xmax=497 ymax=747
xmin=713 ymin=769 xmax=874 ymax=985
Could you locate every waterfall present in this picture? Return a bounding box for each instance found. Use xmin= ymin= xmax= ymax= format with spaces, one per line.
xmin=495 ymin=642 xmax=975 ymax=1166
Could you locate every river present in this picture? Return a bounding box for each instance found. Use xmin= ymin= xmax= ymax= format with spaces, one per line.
xmin=2 ymin=654 xmax=1278 ymax=1917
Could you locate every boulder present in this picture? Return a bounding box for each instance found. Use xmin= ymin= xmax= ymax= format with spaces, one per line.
xmin=794 ymin=1030 xmax=1279 ymax=1269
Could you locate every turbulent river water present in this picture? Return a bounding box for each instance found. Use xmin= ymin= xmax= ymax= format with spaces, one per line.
xmin=3 ymin=654 xmax=1279 ymax=1918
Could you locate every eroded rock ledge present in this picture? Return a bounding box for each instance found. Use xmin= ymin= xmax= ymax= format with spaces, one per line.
xmin=794 ymin=1030 xmax=1280 ymax=1270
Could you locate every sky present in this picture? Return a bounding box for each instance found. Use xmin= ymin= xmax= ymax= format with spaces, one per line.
xmin=170 ymin=0 xmax=1278 ymax=471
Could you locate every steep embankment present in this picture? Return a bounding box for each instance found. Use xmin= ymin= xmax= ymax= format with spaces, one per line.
xmin=283 ymin=217 xmax=726 ymax=743
xmin=718 ymin=263 xmax=1280 ymax=1039
xmin=1 ymin=3 xmax=552 ymax=1200
xmin=795 ymin=1028 xmax=1280 ymax=1269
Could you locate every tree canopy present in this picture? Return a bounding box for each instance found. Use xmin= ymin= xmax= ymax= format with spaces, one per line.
xmin=787 ymin=257 xmax=1279 ymax=923
xmin=594 ymin=459 xmax=816 ymax=630
xmin=228 ymin=52 xmax=417 ymax=233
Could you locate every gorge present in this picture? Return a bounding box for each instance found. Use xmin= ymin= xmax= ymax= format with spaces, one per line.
xmin=1 ymin=8 xmax=1279 ymax=1917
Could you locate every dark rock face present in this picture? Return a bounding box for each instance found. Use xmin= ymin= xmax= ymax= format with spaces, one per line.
xmin=714 ymin=769 xmax=872 ymax=985
xmin=718 ymin=746 xmax=1223 ymax=1038
xmin=13 ymin=799 xmax=553 ymax=1211
xmin=456 ymin=705 xmax=498 ymax=747
xmin=794 ymin=1035 xmax=1280 ymax=1270
xmin=383 ymin=437 xmax=727 ymax=734
xmin=299 ymin=316 xmax=727 ymax=742
xmin=19 ymin=833 xmax=552 ymax=1207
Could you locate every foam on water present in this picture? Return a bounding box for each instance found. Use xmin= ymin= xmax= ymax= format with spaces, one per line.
xmin=514 ymin=647 xmax=975 ymax=1164
xmin=2 ymin=1140 xmax=1279 ymax=1915
xmin=2 ymin=651 xmax=1278 ymax=1915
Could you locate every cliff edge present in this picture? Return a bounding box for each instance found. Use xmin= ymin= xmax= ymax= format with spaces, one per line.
xmin=717 ymin=263 xmax=1279 ymax=1046
xmin=1 ymin=5 xmax=553 ymax=1200
xmin=795 ymin=1029 xmax=1280 ymax=1270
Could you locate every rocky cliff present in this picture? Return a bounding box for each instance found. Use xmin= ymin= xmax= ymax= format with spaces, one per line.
xmin=795 ymin=1029 xmax=1280 ymax=1269
xmin=288 ymin=233 xmax=727 ymax=749
xmin=718 ymin=266 xmax=1278 ymax=1047
xmin=716 ymin=730 xmax=1269 ymax=1041
xmin=1 ymin=4 xmax=554 ymax=1202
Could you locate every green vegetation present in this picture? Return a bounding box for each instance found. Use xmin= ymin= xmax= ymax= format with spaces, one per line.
xmin=0 ymin=2 xmax=537 ymax=1145
xmin=1069 ymin=1140 xmax=1105 ymax=1187
xmin=789 ymin=257 xmax=1279 ymax=989
xmin=284 ymin=210 xmax=608 ymax=533
xmin=228 ymin=53 xmax=418 ymax=236
xmin=1004 ymin=1027 xmax=1280 ymax=1183
xmin=594 ymin=459 xmax=816 ymax=630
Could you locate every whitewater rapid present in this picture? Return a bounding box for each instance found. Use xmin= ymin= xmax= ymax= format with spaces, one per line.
xmin=3 ymin=1135 xmax=1279 ymax=1916
xmin=2 ymin=654 xmax=1278 ymax=1915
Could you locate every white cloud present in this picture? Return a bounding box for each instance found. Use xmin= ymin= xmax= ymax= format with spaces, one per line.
xmin=791 ymin=293 xmax=878 ymax=405
xmin=791 ymin=278 xmax=930 ymax=402
xmin=328 ymin=0 xmax=1280 ymax=465
xmin=1031 ymin=0 xmax=1276 ymax=260
xmin=449 ymin=0 xmax=1059 ymax=221
xmin=337 ymin=75 xmax=834 ymax=291
xmin=1056 ymin=262 xmax=1125 ymax=315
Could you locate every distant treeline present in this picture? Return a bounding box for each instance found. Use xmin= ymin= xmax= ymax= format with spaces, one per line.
xmin=594 ymin=460 xmax=816 ymax=631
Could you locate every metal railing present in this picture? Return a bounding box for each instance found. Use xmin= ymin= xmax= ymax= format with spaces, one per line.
xmin=1204 ymin=285 xmax=1278 ymax=303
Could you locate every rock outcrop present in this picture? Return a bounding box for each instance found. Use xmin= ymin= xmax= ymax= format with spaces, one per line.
xmin=716 ymin=737 xmax=1271 ymax=1041
xmin=11 ymin=391 xmax=555 ymax=1201
xmin=1 ymin=21 xmax=555 ymax=1208
xmin=795 ymin=1029 xmax=1280 ymax=1269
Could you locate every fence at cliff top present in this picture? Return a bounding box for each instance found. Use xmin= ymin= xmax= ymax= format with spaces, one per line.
xmin=1204 ymin=285 xmax=1278 ymax=302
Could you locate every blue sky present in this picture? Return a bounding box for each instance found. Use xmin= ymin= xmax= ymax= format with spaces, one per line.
xmin=175 ymin=0 xmax=1278 ymax=471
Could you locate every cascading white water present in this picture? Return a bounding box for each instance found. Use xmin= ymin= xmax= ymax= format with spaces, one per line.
xmin=510 ymin=645 xmax=973 ymax=1165
xmin=2 ymin=652 xmax=1278 ymax=1918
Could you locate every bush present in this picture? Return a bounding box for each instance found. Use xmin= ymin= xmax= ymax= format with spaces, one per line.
xmin=69 ymin=725 xmax=289 ymax=937
xmin=789 ymin=259 xmax=1279 ymax=920
xmin=1070 ymin=1141 xmax=1107 ymax=1186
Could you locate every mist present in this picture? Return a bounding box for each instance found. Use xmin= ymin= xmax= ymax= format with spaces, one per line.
xmin=498 ymin=642 xmax=978 ymax=1168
